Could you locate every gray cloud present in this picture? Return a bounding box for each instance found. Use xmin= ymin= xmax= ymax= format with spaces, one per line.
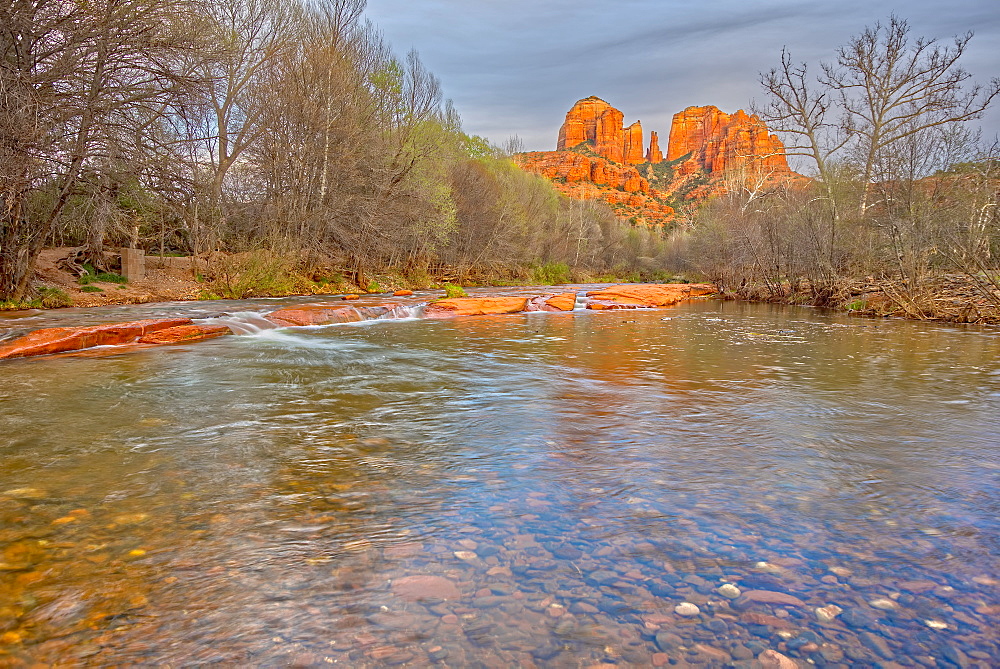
xmin=364 ymin=0 xmax=1000 ymax=150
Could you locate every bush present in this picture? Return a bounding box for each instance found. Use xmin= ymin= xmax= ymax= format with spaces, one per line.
xmin=38 ymin=286 xmax=73 ymax=308
xmin=81 ymin=285 xmax=104 ymax=293
xmin=530 ymin=262 xmax=571 ymax=285
xmin=204 ymin=251 xmax=311 ymax=299
xmin=443 ymin=283 xmax=467 ymax=298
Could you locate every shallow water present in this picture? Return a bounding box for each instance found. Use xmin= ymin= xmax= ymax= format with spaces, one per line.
xmin=1 ymin=295 xmax=998 ymax=666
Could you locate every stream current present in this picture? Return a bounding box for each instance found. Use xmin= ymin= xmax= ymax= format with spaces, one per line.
xmin=0 ymin=291 xmax=998 ymax=666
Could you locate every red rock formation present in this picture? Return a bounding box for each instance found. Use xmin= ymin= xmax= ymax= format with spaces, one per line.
xmin=138 ymin=324 xmax=232 ymax=345
xmin=624 ymin=121 xmax=644 ymax=165
xmin=424 ymin=297 xmax=528 ymax=318
xmin=557 ymin=96 xmax=651 ymax=165
xmin=545 ymin=293 xmax=577 ymax=311
xmin=666 ymin=106 xmax=789 ymax=175
xmin=516 ymin=152 xmax=649 ymax=193
xmin=0 ymin=318 xmax=194 ymax=359
xmin=525 ymin=293 xmax=577 ymax=312
xmin=585 ymin=283 xmax=717 ymax=308
xmin=514 ymin=151 xmax=676 ymax=226
xmin=557 ymin=96 xmax=626 ymax=163
xmin=265 ymin=304 xmax=403 ymax=327
xmin=646 ymin=131 xmax=662 ymax=163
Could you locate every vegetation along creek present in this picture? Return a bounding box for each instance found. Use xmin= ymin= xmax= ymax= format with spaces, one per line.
xmin=1 ymin=291 xmax=998 ymax=666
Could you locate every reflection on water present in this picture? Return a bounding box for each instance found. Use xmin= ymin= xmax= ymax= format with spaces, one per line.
xmin=1 ymin=299 xmax=999 ymax=666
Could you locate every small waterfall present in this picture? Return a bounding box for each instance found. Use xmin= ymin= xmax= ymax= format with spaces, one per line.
xmin=194 ymin=303 xmax=425 ymax=335
xmin=195 ymin=312 xmax=280 ymax=335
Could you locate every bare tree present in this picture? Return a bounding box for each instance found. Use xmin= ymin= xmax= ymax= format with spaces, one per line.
xmin=823 ymin=16 xmax=1000 ymax=209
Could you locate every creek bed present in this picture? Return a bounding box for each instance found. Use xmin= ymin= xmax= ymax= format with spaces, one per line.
xmin=1 ymin=296 xmax=998 ymax=666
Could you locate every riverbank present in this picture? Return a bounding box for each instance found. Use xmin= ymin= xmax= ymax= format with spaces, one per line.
xmin=12 ymin=248 xmax=681 ymax=311
xmin=716 ymin=274 xmax=1000 ymax=325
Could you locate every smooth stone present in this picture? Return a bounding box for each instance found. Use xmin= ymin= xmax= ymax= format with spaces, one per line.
xmin=758 ymin=649 xmax=798 ymax=668
xmin=705 ymin=618 xmax=728 ymax=633
xmin=531 ymin=644 xmax=561 ymax=660
xmin=654 ymin=631 xmax=683 ymax=652
xmin=675 ymin=602 xmax=700 ymax=617
xmin=815 ymin=604 xmax=843 ymax=623
xmin=551 ymin=545 xmax=583 ymax=560
xmin=869 ymin=598 xmax=898 ymax=610
xmin=859 ymin=631 xmax=894 ymax=660
xmin=941 ymin=645 xmax=970 ymax=668
xmin=392 ymin=575 xmax=461 ymax=602
xmin=840 ymin=608 xmax=877 ymax=629
xmin=717 ymin=583 xmax=742 ymax=599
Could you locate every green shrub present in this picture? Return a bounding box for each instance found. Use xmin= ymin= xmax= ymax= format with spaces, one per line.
xmin=78 ymin=269 xmax=126 ymax=285
xmin=81 ymin=285 xmax=104 ymax=293
xmin=204 ymin=251 xmax=310 ymax=299
xmin=38 ymin=286 xmax=73 ymax=308
xmin=530 ymin=262 xmax=571 ymax=285
xmin=443 ymin=283 xmax=467 ymax=298
xmin=365 ymin=280 xmax=383 ymax=293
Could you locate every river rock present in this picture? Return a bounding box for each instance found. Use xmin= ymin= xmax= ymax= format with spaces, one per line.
xmin=859 ymin=630 xmax=894 ymax=659
xmin=815 ymin=604 xmax=843 ymax=623
xmin=840 ymin=607 xmax=877 ymax=629
xmin=674 ymin=602 xmax=700 ymax=617
xmin=391 ymin=575 xmax=461 ymax=601
xmin=717 ymin=583 xmax=741 ymax=599
xmin=732 ymin=589 xmax=806 ymax=610
xmin=758 ymin=649 xmax=798 ymax=668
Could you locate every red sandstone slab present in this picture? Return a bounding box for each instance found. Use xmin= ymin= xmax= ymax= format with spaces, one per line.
xmin=424 ymin=297 xmax=529 ymax=318
xmin=138 ymin=324 xmax=232 ymax=344
xmin=0 ymin=318 xmax=193 ymax=360
xmin=265 ymin=305 xmax=364 ymax=327
xmin=585 ymin=283 xmax=716 ymax=307
xmin=265 ymin=304 xmax=405 ymax=327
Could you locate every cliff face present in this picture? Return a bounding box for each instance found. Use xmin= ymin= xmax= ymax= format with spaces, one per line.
xmin=515 ymin=151 xmax=675 ymax=225
xmin=557 ymin=96 xmax=646 ymax=166
xmin=667 ymin=106 xmax=790 ymax=175
xmin=520 ymin=96 xmax=799 ymax=226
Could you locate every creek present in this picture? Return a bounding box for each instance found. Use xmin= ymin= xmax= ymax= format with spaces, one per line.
xmin=1 ymin=291 xmax=998 ymax=666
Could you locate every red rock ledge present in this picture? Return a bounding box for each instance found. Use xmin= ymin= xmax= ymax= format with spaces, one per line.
xmin=0 ymin=318 xmax=230 ymax=360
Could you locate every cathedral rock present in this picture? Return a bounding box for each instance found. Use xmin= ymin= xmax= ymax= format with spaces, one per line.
xmin=667 ymin=105 xmax=790 ymax=176
xmin=517 ymin=96 xmax=798 ymax=226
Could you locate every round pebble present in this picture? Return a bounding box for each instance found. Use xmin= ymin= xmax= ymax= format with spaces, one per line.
xmin=674 ymin=602 xmax=700 ymax=617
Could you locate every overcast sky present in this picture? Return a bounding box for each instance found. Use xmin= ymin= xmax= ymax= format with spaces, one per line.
xmin=363 ymin=0 xmax=1000 ymax=152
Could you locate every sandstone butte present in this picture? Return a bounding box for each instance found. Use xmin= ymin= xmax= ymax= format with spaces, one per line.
xmin=667 ymin=105 xmax=791 ymax=176
xmin=516 ymin=96 xmax=800 ymax=226
xmin=0 ymin=285 xmax=716 ymax=360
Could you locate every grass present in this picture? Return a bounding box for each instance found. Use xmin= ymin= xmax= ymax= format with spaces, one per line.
xmin=200 ymin=250 xmax=311 ymax=299
xmin=81 ymin=285 xmax=104 ymax=293
xmin=0 ymin=286 xmax=74 ymax=310
xmin=79 ymin=268 xmax=128 ymax=286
